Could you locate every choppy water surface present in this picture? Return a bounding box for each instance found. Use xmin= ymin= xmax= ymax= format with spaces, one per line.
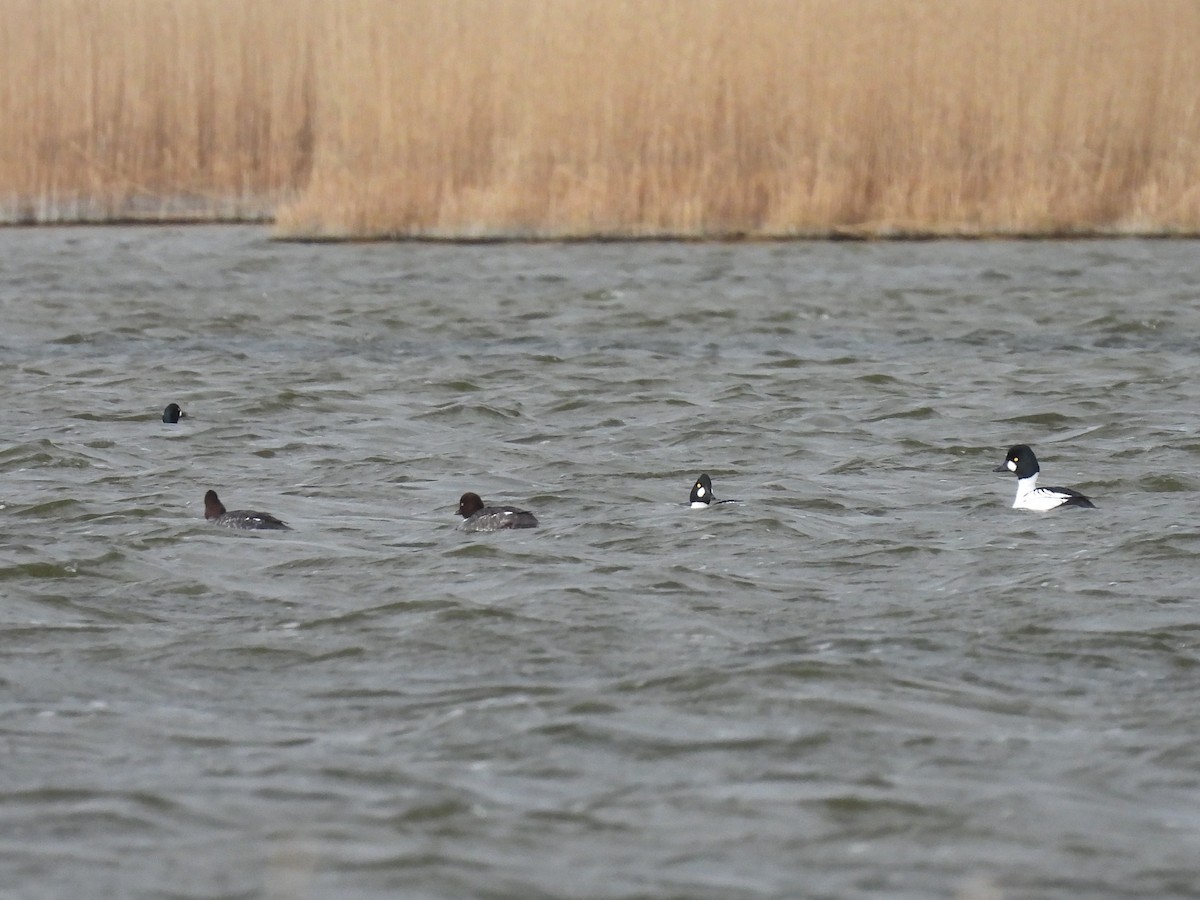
xmin=2 ymin=227 xmax=1199 ymax=899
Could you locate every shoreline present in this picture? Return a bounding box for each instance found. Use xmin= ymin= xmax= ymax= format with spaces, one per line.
xmin=2 ymin=218 xmax=1198 ymax=243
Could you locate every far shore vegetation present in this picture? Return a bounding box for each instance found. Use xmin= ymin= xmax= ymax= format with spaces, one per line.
xmin=2 ymin=0 xmax=1199 ymax=240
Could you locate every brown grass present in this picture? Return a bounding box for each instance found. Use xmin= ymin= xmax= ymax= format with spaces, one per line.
xmin=3 ymin=0 xmax=1200 ymax=237
xmin=0 ymin=0 xmax=316 ymax=222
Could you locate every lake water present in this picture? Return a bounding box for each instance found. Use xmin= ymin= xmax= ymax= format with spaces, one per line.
xmin=2 ymin=227 xmax=1199 ymax=899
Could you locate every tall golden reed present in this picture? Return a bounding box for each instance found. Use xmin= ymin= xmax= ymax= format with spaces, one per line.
xmin=3 ymin=0 xmax=1199 ymax=237
xmin=0 ymin=0 xmax=316 ymax=222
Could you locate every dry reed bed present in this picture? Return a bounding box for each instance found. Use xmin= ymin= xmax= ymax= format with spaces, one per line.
xmin=0 ymin=0 xmax=316 ymax=222
xmin=2 ymin=0 xmax=1199 ymax=238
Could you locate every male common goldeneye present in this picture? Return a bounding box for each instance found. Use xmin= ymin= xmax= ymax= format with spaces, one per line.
xmin=204 ymin=489 xmax=291 ymax=530
xmin=993 ymin=444 xmax=1095 ymax=510
xmin=456 ymin=492 xmax=538 ymax=532
xmin=689 ymin=473 xmax=739 ymax=508
xmin=162 ymin=403 xmax=186 ymax=424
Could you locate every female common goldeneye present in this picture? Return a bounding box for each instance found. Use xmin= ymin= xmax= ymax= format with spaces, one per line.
xmin=456 ymin=492 xmax=538 ymax=532
xmin=689 ymin=473 xmax=739 ymax=508
xmin=204 ymin=489 xmax=291 ymax=530
xmin=162 ymin=403 xmax=186 ymax=423
xmin=994 ymin=444 xmax=1095 ymax=510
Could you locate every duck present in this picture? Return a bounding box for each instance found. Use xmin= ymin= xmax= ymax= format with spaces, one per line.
xmin=993 ymin=444 xmax=1095 ymax=510
xmin=689 ymin=473 xmax=739 ymax=508
xmin=456 ymin=492 xmax=538 ymax=532
xmin=203 ymin=489 xmax=291 ymax=530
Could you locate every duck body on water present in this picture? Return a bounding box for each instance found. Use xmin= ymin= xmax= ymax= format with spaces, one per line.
xmin=994 ymin=444 xmax=1096 ymax=510
xmin=456 ymin=492 xmax=539 ymax=532
xmin=203 ymin=490 xmax=291 ymax=530
xmin=689 ymin=473 xmax=739 ymax=508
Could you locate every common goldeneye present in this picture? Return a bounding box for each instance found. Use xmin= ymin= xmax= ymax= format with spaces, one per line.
xmin=204 ymin=489 xmax=291 ymax=530
xmin=162 ymin=403 xmax=186 ymax=424
xmin=689 ymin=473 xmax=739 ymax=508
xmin=456 ymin=492 xmax=538 ymax=532
xmin=994 ymin=444 xmax=1095 ymax=510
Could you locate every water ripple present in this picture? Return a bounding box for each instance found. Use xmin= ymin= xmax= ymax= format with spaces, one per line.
xmin=2 ymin=228 xmax=1199 ymax=897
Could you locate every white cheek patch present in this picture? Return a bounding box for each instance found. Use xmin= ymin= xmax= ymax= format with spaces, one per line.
xmin=695 ymin=485 xmax=707 ymax=497
xmin=1006 ymin=459 xmax=1017 ymax=472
